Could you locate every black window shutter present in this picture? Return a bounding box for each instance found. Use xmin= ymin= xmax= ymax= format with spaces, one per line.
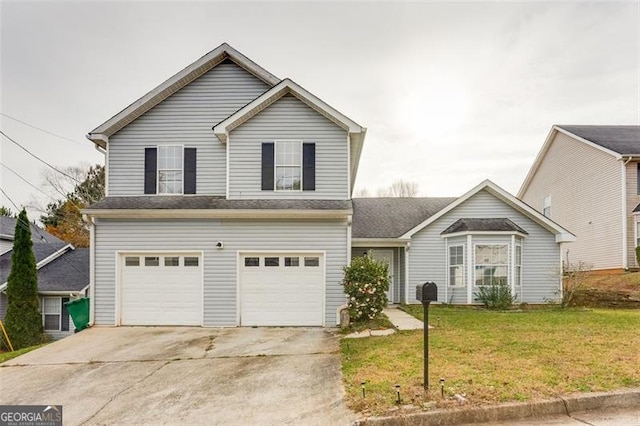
xmin=144 ymin=148 xmax=157 ymax=194
xmin=303 ymin=143 xmax=316 ymax=191
xmin=184 ymin=148 xmax=197 ymax=194
xmin=262 ymin=143 xmax=274 ymax=190
xmin=61 ymin=298 xmax=70 ymax=332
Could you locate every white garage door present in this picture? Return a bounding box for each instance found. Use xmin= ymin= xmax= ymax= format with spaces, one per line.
xmin=240 ymin=253 xmax=324 ymax=326
xmin=120 ymin=253 xmax=202 ymax=326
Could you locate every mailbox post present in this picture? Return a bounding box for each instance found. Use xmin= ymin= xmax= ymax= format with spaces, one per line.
xmin=416 ymin=282 xmax=437 ymax=390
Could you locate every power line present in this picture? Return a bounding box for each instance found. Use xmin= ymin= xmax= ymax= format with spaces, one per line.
xmin=0 ymin=186 xmax=20 ymax=211
xmin=0 ymin=112 xmax=85 ymax=146
xmin=0 ymin=130 xmax=81 ymax=183
xmin=0 ymin=161 xmax=59 ymax=202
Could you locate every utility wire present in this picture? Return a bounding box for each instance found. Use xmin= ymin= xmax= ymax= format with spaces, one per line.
xmin=0 ymin=186 xmax=20 ymax=211
xmin=0 ymin=130 xmax=81 ymax=183
xmin=0 ymin=112 xmax=85 ymax=146
xmin=1 ymin=161 xmax=59 ymax=201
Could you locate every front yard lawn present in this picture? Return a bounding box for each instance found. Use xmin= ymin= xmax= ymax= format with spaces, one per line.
xmin=0 ymin=343 xmax=47 ymax=364
xmin=341 ymin=305 xmax=640 ymax=415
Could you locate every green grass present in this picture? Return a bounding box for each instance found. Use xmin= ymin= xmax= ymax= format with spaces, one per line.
xmin=0 ymin=344 xmax=47 ymax=364
xmin=341 ymin=305 xmax=640 ymax=415
xmin=339 ymin=313 xmax=395 ymax=334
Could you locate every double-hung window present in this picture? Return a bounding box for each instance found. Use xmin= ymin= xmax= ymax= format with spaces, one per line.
xmin=474 ymin=244 xmax=508 ymax=286
xmin=144 ymin=146 xmax=196 ymax=195
xmin=448 ymin=245 xmax=465 ymax=287
xmin=41 ymin=297 xmax=70 ymax=332
xmin=261 ymin=141 xmax=315 ymax=191
xmin=158 ymin=146 xmax=183 ymax=194
xmin=275 ymin=141 xmax=302 ymax=191
xmin=515 ymin=245 xmax=522 ymax=287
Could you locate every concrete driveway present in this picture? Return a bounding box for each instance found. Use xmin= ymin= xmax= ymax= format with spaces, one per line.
xmin=0 ymin=327 xmax=356 ymax=425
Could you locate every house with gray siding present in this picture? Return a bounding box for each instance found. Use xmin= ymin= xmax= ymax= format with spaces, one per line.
xmin=84 ymin=43 xmax=573 ymax=327
xmin=519 ymin=125 xmax=640 ymax=272
xmin=0 ymin=217 xmax=89 ymax=340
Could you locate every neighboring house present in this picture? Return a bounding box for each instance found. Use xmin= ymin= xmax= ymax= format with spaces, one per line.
xmin=83 ymin=43 xmax=573 ymax=328
xmin=519 ymin=125 xmax=640 ymax=272
xmin=0 ymin=217 xmax=89 ymax=339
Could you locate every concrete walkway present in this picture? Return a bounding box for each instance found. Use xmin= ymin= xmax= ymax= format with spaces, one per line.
xmin=383 ymin=305 xmax=428 ymax=330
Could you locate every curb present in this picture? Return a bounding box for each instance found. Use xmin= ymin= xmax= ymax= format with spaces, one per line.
xmin=354 ymin=388 xmax=640 ymax=425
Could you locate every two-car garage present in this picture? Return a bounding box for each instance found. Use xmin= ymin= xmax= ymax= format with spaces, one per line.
xmin=118 ymin=251 xmax=325 ymax=327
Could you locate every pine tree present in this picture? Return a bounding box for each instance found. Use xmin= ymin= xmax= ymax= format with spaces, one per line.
xmin=5 ymin=209 xmax=44 ymax=349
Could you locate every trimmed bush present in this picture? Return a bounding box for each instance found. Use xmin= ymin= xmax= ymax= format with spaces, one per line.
xmin=342 ymin=254 xmax=390 ymax=323
xmin=5 ymin=210 xmax=45 ymax=349
xmin=474 ymin=281 xmax=517 ymax=310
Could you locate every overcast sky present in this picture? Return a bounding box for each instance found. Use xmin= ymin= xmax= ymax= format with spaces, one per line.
xmin=1 ymin=1 xmax=638 ymax=219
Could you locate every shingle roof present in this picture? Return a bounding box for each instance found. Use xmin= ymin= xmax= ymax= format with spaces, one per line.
xmin=440 ymin=218 xmax=528 ymax=235
xmin=1 ymin=244 xmax=88 ymax=293
xmin=352 ymin=197 xmax=457 ymax=239
xmin=558 ymin=125 xmax=640 ymax=155
xmin=37 ymin=248 xmax=89 ymax=292
xmin=0 ymin=216 xmax=64 ymax=245
xmin=86 ymin=196 xmax=352 ymax=211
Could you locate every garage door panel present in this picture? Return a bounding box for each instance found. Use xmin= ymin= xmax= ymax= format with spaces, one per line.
xmin=120 ymin=253 xmax=202 ymax=326
xmin=240 ymin=253 xmax=324 ymax=326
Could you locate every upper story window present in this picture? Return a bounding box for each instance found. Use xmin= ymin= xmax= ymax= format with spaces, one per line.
xmin=543 ymin=195 xmax=551 ymax=218
xmin=262 ymin=141 xmax=315 ymax=192
xmin=158 ymin=146 xmax=183 ymax=194
xmin=275 ymin=141 xmax=302 ymax=191
xmin=144 ymin=146 xmax=196 ymax=195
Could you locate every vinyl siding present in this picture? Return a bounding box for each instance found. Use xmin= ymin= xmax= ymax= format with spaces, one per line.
xmin=408 ymin=190 xmax=560 ymax=304
xmin=228 ymin=95 xmax=349 ymax=199
xmin=107 ymin=62 xmax=270 ymax=196
xmin=0 ymin=240 xmax=12 ymax=254
xmin=351 ymin=247 xmax=405 ymax=303
xmin=625 ymin=162 xmax=640 ymax=267
xmin=94 ymin=218 xmax=347 ymax=326
xmin=521 ymin=132 xmax=622 ymax=270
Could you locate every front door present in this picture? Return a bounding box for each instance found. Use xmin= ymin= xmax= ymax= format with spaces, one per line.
xmin=371 ymin=250 xmax=394 ymax=304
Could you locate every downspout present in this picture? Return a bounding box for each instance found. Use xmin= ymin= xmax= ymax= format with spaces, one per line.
xmin=622 ymin=156 xmax=632 ymax=270
xmin=83 ymin=214 xmax=96 ymax=326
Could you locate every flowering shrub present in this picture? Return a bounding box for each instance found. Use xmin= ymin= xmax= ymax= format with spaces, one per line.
xmin=342 ymin=254 xmax=390 ymax=323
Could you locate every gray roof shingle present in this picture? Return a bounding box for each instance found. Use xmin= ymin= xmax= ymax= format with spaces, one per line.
xmin=86 ymin=196 xmax=352 ymax=211
xmin=37 ymin=248 xmax=89 ymax=292
xmin=352 ymin=197 xmax=457 ymax=239
xmin=441 ymin=218 xmax=528 ymax=235
xmin=0 ymin=216 xmax=64 ymax=245
xmin=558 ymin=125 xmax=640 ymax=155
xmin=1 ymin=244 xmax=87 ymax=292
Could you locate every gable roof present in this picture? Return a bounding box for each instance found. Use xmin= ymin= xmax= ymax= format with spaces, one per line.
xmin=213 ymin=78 xmax=366 ymax=190
xmin=441 ymin=218 xmax=528 ymax=235
xmin=352 ymin=197 xmax=457 ymax=239
xmin=0 ymin=243 xmax=87 ymax=293
xmin=558 ymin=125 xmax=640 ymax=156
xmin=87 ymin=43 xmax=280 ymax=148
xmin=400 ymin=180 xmax=575 ymax=243
xmin=0 ymin=216 xmax=65 ymax=245
xmin=518 ymin=125 xmax=640 ymax=197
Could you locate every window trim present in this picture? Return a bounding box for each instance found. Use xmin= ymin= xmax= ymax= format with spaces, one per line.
xmin=473 ymin=244 xmax=509 ymax=287
xmin=515 ymin=243 xmax=522 ymax=287
xmin=274 ymin=140 xmax=303 ymax=192
xmin=41 ymin=296 xmax=62 ymax=332
xmin=448 ymin=245 xmax=465 ymax=288
xmin=157 ymin=144 xmax=185 ymax=195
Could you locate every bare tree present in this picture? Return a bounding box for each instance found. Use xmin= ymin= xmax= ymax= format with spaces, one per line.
xmin=354 ymin=187 xmax=371 ymax=198
xmin=376 ymin=180 xmax=419 ymax=197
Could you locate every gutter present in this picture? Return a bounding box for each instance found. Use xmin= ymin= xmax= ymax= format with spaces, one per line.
xmin=82 ymin=208 xmax=353 ymax=220
xmin=621 ymin=156 xmax=633 ymax=269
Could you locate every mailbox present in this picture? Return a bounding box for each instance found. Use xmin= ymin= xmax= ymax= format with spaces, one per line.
xmin=416 ymin=282 xmax=438 ymax=303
